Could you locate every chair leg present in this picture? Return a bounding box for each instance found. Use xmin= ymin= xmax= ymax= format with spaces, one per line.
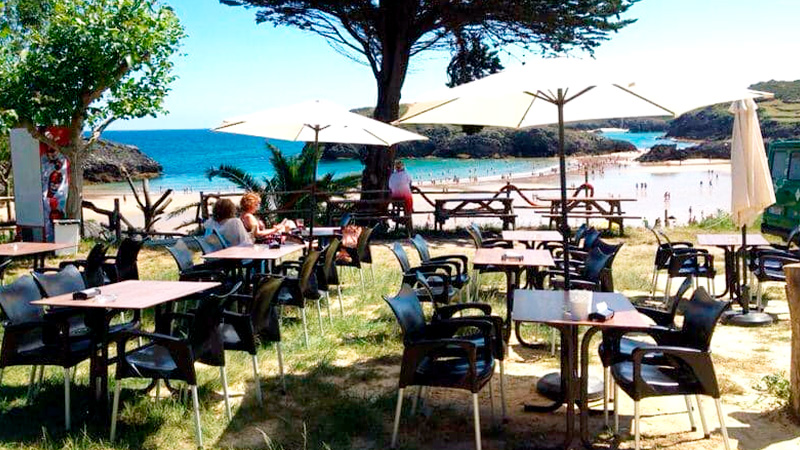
xmin=110 ymin=381 xmax=122 ymax=441
xmin=191 ymin=385 xmax=204 ymax=449
xmin=337 ymin=285 xmax=344 ymax=316
xmin=603 ymin=367 xmax=609 ymax=428
xmin=220 ymin=366 xmax=232 ymax=421
xmin=664 ymin=277 xmax=672 ymax=302
xmin=684 ymin=395 xmax=697 ymax=431
xmin=315 ymin=299 xmax=324 ymax=333
xmin=696 ymin=395 xmax=709 ymax=438
xmin=651 ymin=267 xmax=658 ymax=296
xmin=252 ymin=354 xmax=263 ymax=405
xmin=714 ymin=398 xmax=732 ymax=450
xmin=276 ymin=343 xmax=287 ymax=393
xmin=26 ymin=366 xmax=37 ymax=403
xmin=391 ymin=388 xmax=404 ymax=448
xmin=613 ymin=381 xmax=619 ymax=434
xmin=410 ymin=386 xmax=421 ymax=415
xmin=370 ymin=263 xmax=375 ymax=283
xmin=488 ymin=377 xmax=495 ymax=425
xmin=499 ymin=361 xmax=507 ymax=421
xmin=472 ymin=392 xmax=482 ymax=450
xmin=63 ymin=367 xmax=71 ymax=431
xmin=325 ymin=292 xmax=332 ymax=325
xmin=36 ymin=365 xmax=45 ymax=393
xmin=301 ymin=307 xmax=309 ymax=347
xmin=634 ymin=400 xmax=640 ymax=450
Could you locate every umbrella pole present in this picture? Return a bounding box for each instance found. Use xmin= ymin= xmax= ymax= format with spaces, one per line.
xmin=740 ymin=225 xmax=749 ymax=312
xmin=310 ymin=129 xmax=319 ymax=245
xmin=557 ymin=89 xmax=571 ymax=288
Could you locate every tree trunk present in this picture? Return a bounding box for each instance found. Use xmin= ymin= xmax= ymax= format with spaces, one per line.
xmin=62 ymin=146 xmax=84 ymax=221
xmin=783 ymin=263 xmax=800 ymax=418
xmin=361 ymin=1 xmax=414 ymax=204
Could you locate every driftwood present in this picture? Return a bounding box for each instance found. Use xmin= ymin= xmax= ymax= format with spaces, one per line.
xmin=782 ymin=263 xmax=800 ymax=418
xmin=122 ymin=168 xmax=172 ymax=232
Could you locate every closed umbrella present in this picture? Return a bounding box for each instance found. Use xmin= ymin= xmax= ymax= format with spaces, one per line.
xmin=214 ymin=99 xmax=427 ymax=237
xmin=728 ymin=98 xmax=776 ymax=326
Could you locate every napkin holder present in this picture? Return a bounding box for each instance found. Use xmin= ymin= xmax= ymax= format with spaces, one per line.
xmin=73 ymin=288 xmax=101 ymax=300
xmin=589 ymin=308 xmax=614 ymax=322
xmin=501 ymin=251 xmax=524 ymax=261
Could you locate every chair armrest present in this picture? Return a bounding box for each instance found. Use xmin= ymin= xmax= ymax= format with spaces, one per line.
xmin=429 ymin=254 xmax=468 ymax=274
xmin=431 ymin=319 xmax=494 ymax=350
xmin=631 ymin=346 xmax=716 ymax=391
xmin=635 ymin=306 xmax=675 ymax=327
xmin=482 ymin=239 xmax=513 ymax=249
xmin=440 ymin=315 xmax=506 ymax=359
xmin=402 ymin=338 xmax=478 ymax=380
xmin=434 ymin=302 xmax=492 ymax=320
xmin=59 ymin=259 xmax=88 ymax=269
xmin=418 ymin=262 xmax=453 ymax=276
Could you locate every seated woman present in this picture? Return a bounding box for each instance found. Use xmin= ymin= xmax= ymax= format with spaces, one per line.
xmin=239 ymin=192 xmax=296 ymax=241
xmin=203 ymin=198 xmax=252 ymax=246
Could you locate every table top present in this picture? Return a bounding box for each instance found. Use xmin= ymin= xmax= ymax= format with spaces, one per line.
xmin=202 ymin=242 xmax=304 ymax=260
xmin=697 ymin=233 xmax=770 ymax=247
xmin=32 ymin=280 xmax=220 ymax=310
xmin=435 ymin=197 xmax=512 ymax=204
xmin=299 ymin=227 xmax=341 ymax=237
xmin=502 ymin=230 xmax=563 ymax=242
xmin=473 ymin=248 xmax=554 ymax=267
xmin=537 ymin=196 xmax=637 ymax=202
xmin=512 ymin=289 xmax=650 ymax=329
xmin=0 ymin=242 xmax=75 ymax=257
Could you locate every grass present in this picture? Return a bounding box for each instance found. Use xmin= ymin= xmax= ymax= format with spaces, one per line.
xmin=0 ymin=225 xmax=793 ymax=449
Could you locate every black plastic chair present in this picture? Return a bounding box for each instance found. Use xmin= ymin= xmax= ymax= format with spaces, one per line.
xmin=549 ymin=242 xmax=623 ymax=292
xmin=57 ymin=242 xmax=110 ymax=288
xmin=336 ymin=226 xmax=375 ymax=293
xmin=391 ymin=242 xmax=459 ymax=306
xmin=609 ymin=288 xmax=732 ymax=450
xmin=647 ymin=226 xmax=697 ymax=296
xmin=663 ymin=249 xmax=716 ymax=300
xmin=466 ymin=224 xmax=515 ymax=291
xmin=748 ymin=248 xmax=800 ymax=310
xmin=317 ymin=238 xmax=343 ymax=318
xmin=194 ymin=229 xmax=227 ymax=254
xmin=110 ymin=282 xmax=242 ymax=447
xmin=166 ymin=238 xmax=227 ymax=282
xmin=220 ymin=276 xmax=287 ymax=403
xmin=102 ymin=237 xmax=144 ymax=283
xmin=276 ymin=250 xmax=322 ymax=346
xmin=384 ymin=284 xmax=497 ymax=450
xmin=338 ymin=212 xmax=353 ymax=228
xmin=411 ymin=234 xmax=471 ymax=301
xmin=0 ymin=275 xmax=91 ymax=430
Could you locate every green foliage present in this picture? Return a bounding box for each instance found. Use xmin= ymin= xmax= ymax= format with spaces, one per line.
xmin=688 ymin=209 xmax=738 ymax=231
xmin=446 ymin=32 xmax=504 ymax=88
xmin=754 ymin=372 xmax=791 ymax=407
xmin=750 ymin=80 xmax=800 ymax=102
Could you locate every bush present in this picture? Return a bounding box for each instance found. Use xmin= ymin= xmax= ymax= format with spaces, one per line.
xmin=754 ymin=372 xmax=791 ymax=407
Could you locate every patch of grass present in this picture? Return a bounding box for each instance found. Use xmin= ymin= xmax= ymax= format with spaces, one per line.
xmin=754 ymin=372 xmax=792 ymax=407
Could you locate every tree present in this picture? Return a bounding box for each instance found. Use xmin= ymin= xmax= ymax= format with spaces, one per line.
xmin=0 ymin=0 xmax=185 ymax=219
xmin=220 ymin=0 xmax=639 ymax=197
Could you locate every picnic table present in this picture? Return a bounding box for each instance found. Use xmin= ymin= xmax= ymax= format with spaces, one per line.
xmin=539 ymin=196 xmax=638 ymax=234
xmin=433 ymin=197 xmax=515 ymax=230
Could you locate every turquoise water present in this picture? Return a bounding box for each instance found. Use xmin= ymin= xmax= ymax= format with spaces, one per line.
xmin=100 ymin=129 xmax=688 ymax=192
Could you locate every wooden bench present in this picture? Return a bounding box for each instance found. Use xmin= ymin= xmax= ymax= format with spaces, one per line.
xmin=326 ymin=198 xmax=411 ymax=234
xmin=542 ymin=213 xmax=641 ymax=235
xmin=434 ymin=197 xmax=515 ymax=231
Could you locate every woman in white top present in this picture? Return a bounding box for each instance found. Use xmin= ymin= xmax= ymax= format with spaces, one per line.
xmin=203 ymin=198 xmax=252 ymax=246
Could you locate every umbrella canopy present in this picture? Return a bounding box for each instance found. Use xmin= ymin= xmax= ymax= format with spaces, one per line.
xmin=214 ymin=99 xmax=427 ymax=238
xmin=730 ymin=98 xmax=776 ymax=227
xmin=215 ymin=99 xmax=427 ymax=146
xmin=396 ymin=58 xmax=771 ymax=286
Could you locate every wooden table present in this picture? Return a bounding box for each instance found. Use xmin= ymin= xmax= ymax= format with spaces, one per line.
xmin=33 ymin=280 xmax=220 ymax=415
xmin=202 ymin=243 xmax=304 ymax=261
xmin=473 ymin=248 xmax=554 ymax=337
xmin=299 ymin=226 xmax=341 ymax=238
xmin=433 ymin=197 xmax=515 ymax=230
xmin=0 ymin=242 xmax=76 ymax=269
xmin=502 ymin=230 xmax=562 ymax=248
xmin=513 ymin=290 xmax=651 ymax=449
xmin=538 ymin=196 xmax=638 ymax=234
xmin=697 ymin=234 xmax=770 ymax=300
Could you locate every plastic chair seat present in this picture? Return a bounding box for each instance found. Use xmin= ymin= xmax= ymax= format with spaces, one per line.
xmin=611 ymin=361 xmax=701 ymax=398
xmin=413 ymin=355 xmax=495 ymax=390
xmin=121 ymin=343 xmax=179 ymax=378
xmin=13 ymin=338 xmax=92 ymax=367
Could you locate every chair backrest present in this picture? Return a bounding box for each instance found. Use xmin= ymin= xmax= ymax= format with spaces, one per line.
xmin=391 ymin=242 xmax=413 ymax=273
xmin=114 ymin=238 xmax=143 ymax=281
xmin=571 ymin=223 xmax=588 ymax=245
xmin=84 ymin=243 xmax=110 ymax=287
xmin=786 ymin=225 xmax=800 ymax=250
xmin=250 ymin=276 xmax=284 ymax=342
xmin=664 ymin=276 xmax=695 ymax=320
xmin=321 ymin=238 xmax=342 ymax=286
xmin=383 ymin=284 xmax=427 ymax=344
xmin=357 ymin=226 xmax=374 ymax=263
xmin=466 ymin=224 xmax=483 ymax=249
xmin=0 ymin=275 xmax=44 ymax=324
xmin=32 ymin=264 xmax=87 ymax=297
xmin=188 ymin=282 xmax=242 ymax=367
xmin=338 ymin=212 xmax=353 ymax=228
xmin=581 ymin=246 xmax=615 ymax=282
xmin=411 ymin=234 xmax=431 ymax=262
xmin=595 ymin=240 xmax=624 ymax=266
xmin=298 ymin=250 xmax=322 ymax=296
xmin=581 ymin=228 xmax=601 ymax=251
xmin=166 ymin=238 xmax=196 ymax=273
xmin=675 ymin=287 xmax=729 ymax=351
xmin=194 ymin=231 xmax=226 ymax=255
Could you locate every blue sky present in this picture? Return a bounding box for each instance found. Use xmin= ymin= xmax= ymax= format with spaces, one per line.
xmin=111 ymin=0 xmax=800 ymax=131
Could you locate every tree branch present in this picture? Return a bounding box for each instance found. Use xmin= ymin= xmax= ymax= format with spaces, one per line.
xmin=87 ymin=116 xmax=118 ymax=148
xmin=18 ymin=119 xmax=63 ymax=152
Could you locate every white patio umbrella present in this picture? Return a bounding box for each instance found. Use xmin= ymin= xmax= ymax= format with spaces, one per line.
xmin=214 ymin=99 xmax=427 ymax=237
xmin=729 ymin=98 xmax=776 ymax=325
xmin=396 ymin=58 xmax=771 ymax=285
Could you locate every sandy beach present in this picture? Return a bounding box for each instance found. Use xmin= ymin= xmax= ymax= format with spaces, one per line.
xmin=82 ymin=152 xmax=733 ymax=232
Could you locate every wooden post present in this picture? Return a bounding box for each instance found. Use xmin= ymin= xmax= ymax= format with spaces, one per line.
xmin=783 ymin=263 xmax=800 ymax=418
xmin=113 ymin=198 xmax=121 ymax=242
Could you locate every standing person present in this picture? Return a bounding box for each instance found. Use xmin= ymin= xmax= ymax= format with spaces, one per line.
xmin=203 ymin=198 xmax=251 ymax=246
xmin=389 ymin=160 xmax=413 ymax=214
xmin=239 ymin=192 xmax=295 ymax=241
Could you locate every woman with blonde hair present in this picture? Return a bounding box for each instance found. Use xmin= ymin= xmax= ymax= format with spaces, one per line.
xmin=239 ymin=192 xmax=295 ymax=240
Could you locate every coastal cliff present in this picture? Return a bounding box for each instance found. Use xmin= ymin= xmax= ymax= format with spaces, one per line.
xmin=83 ymin=138 xmax=162 ymax=182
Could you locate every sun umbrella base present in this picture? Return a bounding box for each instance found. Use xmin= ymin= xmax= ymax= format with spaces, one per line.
xmin=536 ymin=372 xmax=604 ymax=403
xmin=721 ymin=310 xmax=773 ymax=327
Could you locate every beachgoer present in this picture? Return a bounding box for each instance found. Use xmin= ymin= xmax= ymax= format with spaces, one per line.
xmin=240 ymin=192 xmax=295 ymax=240
xmin=388 ymin=160 xmax=414 ymax=213
xmin=203 ymin=198 xmax=251 ymax=246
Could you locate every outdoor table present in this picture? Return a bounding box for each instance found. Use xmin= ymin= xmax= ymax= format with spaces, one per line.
xmin=32 ymin=280 xmax=220 ymax=417
xmin=299 ymin=226 xmax=341 ymax=238
xmin=0 ymin=242 xmax=76 ymax=269
xmin=502 ymin=229 xmax=563 ymax=249
xmin=472 ymin=248 xmax=554 ymax=338
xmin=537 ymin=196 xmax=638 ymax=234
xmin=697 ymin=233 xmax=769 ymax=300
xmin=512 ymin=289 xmax=651 ymax=449
xmin=203 ymin=242 xmax=304 ymax=284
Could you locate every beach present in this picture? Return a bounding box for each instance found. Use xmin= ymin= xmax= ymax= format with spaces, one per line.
xmin=83 ymin=151 xmax=732 ymax=232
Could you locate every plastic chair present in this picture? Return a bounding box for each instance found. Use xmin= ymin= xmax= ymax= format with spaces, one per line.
xmin=336 ymin=226 xmax=375 ymax=294
xmin=410 ymin=234 xmax=471 ymax=301
xmin=166 ymin=238 xmax=227 ymax=282
xmin=317 ymin=238 xmax=343 ymax=318
xmin=102 ymin=237 xmax=144 ymax=283
xmin=391 ymin=242 xmax=459 ymax=306
xmin=276 ymin=250 xmax=322 ymax=346
xmin=608 ymin=288 xmax=732 ymax=450
xmin=57 ymin=243 xmax=110 ymax=288
xmin=647 ymin=226 xmax=697 ymax=296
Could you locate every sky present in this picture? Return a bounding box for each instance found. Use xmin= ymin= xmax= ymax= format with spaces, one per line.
xmin=110 ymin=0 xmax=800 ymax=131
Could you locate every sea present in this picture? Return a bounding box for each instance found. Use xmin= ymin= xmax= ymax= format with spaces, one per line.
xmin=100 ymin=129 xmax=694 ymax=193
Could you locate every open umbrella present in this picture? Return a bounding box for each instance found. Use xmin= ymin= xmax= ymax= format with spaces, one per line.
xmin=728 ymin=98 xmax=776 ymax=326
xmin=214 ymin=99 xmax=427 ymax=237
xmin=396 ymin=58 xmax=770 ymax=286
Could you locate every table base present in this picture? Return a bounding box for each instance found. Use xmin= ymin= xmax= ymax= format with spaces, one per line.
xmin=537 ymin=373 xmax=605 ymax=403
xmin=722 ymin=310 xmax=774 ymax=327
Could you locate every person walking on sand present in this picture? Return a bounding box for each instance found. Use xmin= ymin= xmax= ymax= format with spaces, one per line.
xmin=389 ymin=160 xmax=414 ymax=214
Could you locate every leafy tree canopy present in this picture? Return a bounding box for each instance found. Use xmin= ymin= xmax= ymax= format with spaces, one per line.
xmin=446 ymin=32 xmax=504 ymax=88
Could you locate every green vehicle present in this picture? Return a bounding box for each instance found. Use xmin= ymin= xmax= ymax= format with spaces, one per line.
xmin=762 ymin=140 xmax=800 ymax=238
